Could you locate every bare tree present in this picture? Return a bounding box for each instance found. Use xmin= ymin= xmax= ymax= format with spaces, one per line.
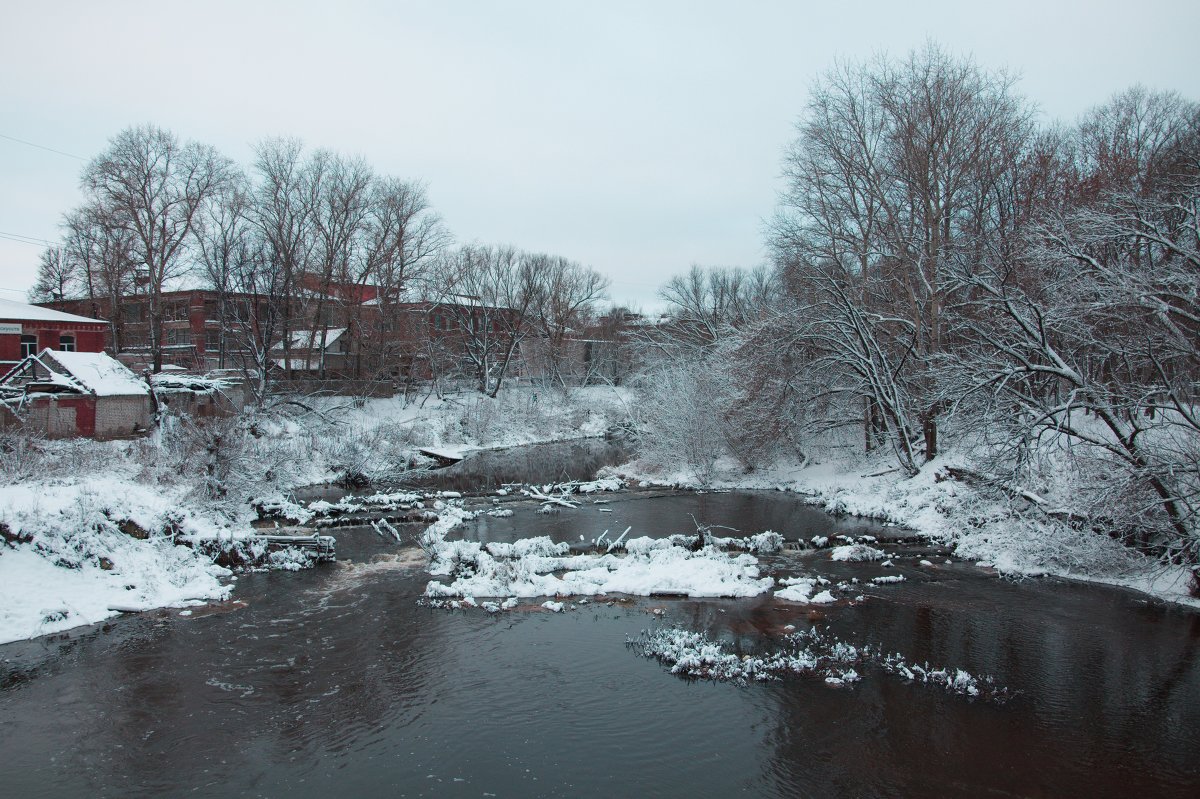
xmin=944 ymin=88 xmax=1200 ymax=558
xmin=354 ymin=177 xmax=450 ymax=379
xmin=529 ymin=255 xmax=609 ymax=386
xmin=429 ymin=245 xmax=540 ymax=396
xmin=770 ymin=43 xmax=1032 ymax=465
xmin=82 ymin=125 xmax=233 ymax=371
xmin=250 ymin=137 xmax=319 ymax=384
xmin=59 ymin=204 xmax=138 ymax=352
xmin=657 ymin=264 xmax=777 ymax=347
xmin=1077 ymin=84 xmax=1195 ymax=198
xmin=195 ymin=172 xmax=254 ymax=369
xmin=29 ymin=247 xmax=76 ymax=303
xmin=303 ymin=150 xmax=373 ymax=377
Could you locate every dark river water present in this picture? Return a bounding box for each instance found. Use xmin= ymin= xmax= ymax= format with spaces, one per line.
xmin=2 ymin=489 xmax=1199 ymax=798
xmin=411 ymin=437 xmax=633 ymax=492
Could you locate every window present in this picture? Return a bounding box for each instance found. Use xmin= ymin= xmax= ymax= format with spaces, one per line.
xmin=20 ymin=334 xmax=37 ymax=358
xmin=204 ymin=329 xmax=221 ymax=352
xmin=59 ymin=335 xmax=75 ymax=352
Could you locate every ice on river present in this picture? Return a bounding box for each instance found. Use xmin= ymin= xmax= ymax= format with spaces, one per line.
xmin=420 ymin=506 xmax=776 ymax=601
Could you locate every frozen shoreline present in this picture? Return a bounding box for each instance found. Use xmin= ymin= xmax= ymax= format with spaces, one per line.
xmin=0 ymin=386 xmax=632 ymax=644
xmin=609 ymin=454 xmax=1200 ymax=609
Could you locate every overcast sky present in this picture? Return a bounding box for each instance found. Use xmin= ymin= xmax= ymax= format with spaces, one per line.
xmin=2 ymin=0 xmax=1197 ymax=310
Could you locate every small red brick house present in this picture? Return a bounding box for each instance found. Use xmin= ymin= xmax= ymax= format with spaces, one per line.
xmin=0 ymin=349 xmax=153 ymax=440
xmin=0 ymin=297 xmax=107 ymax=374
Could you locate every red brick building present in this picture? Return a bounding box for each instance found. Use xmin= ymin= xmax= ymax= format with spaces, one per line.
xmin=0 ymin=297 xmax=107 ymax=374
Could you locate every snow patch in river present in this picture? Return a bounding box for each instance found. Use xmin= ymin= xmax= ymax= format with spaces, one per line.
xmin=634 ymin=626 xmax=1008 ymax=700
xmin=418 ymin=508 xmax=777 ymax=602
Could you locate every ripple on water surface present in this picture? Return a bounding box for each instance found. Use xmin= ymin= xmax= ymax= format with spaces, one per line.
xmin=1 ymin=492 xmax=1199 ymax=798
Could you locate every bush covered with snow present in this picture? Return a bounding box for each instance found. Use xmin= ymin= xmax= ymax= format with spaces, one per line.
xmin=0 ymin=480 xmax=235 ymax=644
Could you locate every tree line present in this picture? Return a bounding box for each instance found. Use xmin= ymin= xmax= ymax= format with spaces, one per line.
xmin=648 ymin=43 xmax=1199 ymax=562
xmin=32 ymin=128 xmax=610 ymax=397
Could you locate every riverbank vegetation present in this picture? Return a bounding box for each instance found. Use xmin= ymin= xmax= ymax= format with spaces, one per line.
xmin=630 ymin=44 xmax=1199 ymax=589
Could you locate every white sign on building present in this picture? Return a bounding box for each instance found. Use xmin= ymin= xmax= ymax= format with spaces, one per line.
xmin=0 ymin=323 xmax=23 ymax=335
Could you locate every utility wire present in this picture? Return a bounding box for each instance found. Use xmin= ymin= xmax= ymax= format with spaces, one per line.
xmin=0 ymin=230 xmax=57 ymax=247
xmin=0 ymin=132 xmax=87 ymax=161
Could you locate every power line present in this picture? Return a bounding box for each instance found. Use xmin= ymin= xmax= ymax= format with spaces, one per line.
xmin=0 ymin=230 xmax=57 ymax=248
xmin=0 ymin=287 xmax=30 ymax=295
xmin=0 ymin=132 xmax=87 ymax=161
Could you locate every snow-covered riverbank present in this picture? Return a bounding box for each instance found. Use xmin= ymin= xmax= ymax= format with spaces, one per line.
xmin=0 ymin=386 xmax=632 ymax=644
xmin=0 ymin=478 xmax=237 ymax=643
xmin=611 ymin=449 xmax=1200 ymax=608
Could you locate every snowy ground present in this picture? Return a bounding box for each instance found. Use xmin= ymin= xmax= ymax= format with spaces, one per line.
xmin=0 ymin=478 xmax=237 ymax=643
xmin=0 ymin=385 xmax=633 ymax=644
xmin=612 ymin=445 xmax=1200 ymax=609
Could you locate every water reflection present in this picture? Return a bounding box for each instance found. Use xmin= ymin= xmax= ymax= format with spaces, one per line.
xmin=410 ymin=437 xmax=632 ymax=492
xmin=756 ymin=571 xmax=1200 ymax=797
xmin=1 ymin=494 xmax=1198 ymax=798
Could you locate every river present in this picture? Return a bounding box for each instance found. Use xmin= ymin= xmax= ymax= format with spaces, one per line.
xmin=1 ymin=475 xmax=1198 ymax=797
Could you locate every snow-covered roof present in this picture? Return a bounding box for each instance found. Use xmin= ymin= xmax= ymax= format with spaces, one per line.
xmin=362 ymin=286 xmax=429 ymax=305
xmin=274 ymin=328 xmax=347 ymax=351
xmin=0 ymin=297 xmax=107 ymax=325
xmin=39 ymin=350 xmax=149 ymax=396
xmin=151 ymin=372 xmax=232 ymax=393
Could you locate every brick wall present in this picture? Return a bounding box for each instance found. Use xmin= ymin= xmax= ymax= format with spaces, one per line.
xmin=0 ymin=396 xmax=82 ymax=438
xmin=94 ymin=396 xmax=153 ymax=439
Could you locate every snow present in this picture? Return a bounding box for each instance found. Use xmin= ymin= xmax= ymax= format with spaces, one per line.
xmin=576 ymin=476 xmax=623 ymax=493
xmin=634 ymin=626 xmax=1009 ymax=699
xmin=424 ymin=538 xmax=775 ymax=601
xmin=150 ymin=372 xmax=232 ymax=393
xmin=0 ymin=297 xmax=105 ymax=324
xmin=0 ymin=478 xmax=235 ymax=644
xmin=830 ymin=543 xmax=886 ymax=562
xmin=419 ymin=504 xmax=778 ymax=601
xmin=631 ymin=627 xmax=862 ymax=686
xmin=275 ymin=327 xmax=347 ymax=351
xmin=419 ymin=445 xmax=476 ymax=461
xmin=39 ymin=350 xmax=149 ymax=396
xmin=614 ymin=435 xmax=1200 ymax=609
xmin=775 ymin=579 xmax=816 ymax=602
xmin=1 ymin=383 xmax=638 ymax=643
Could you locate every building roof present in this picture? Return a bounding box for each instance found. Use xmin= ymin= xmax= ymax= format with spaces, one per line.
xmin=0 ymin=297 xmax=107 ymax=325
xmin=24 ymin=352 xmax=147 ymax=395
xmin=275 ymin=327 xmax=348 ymax=351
